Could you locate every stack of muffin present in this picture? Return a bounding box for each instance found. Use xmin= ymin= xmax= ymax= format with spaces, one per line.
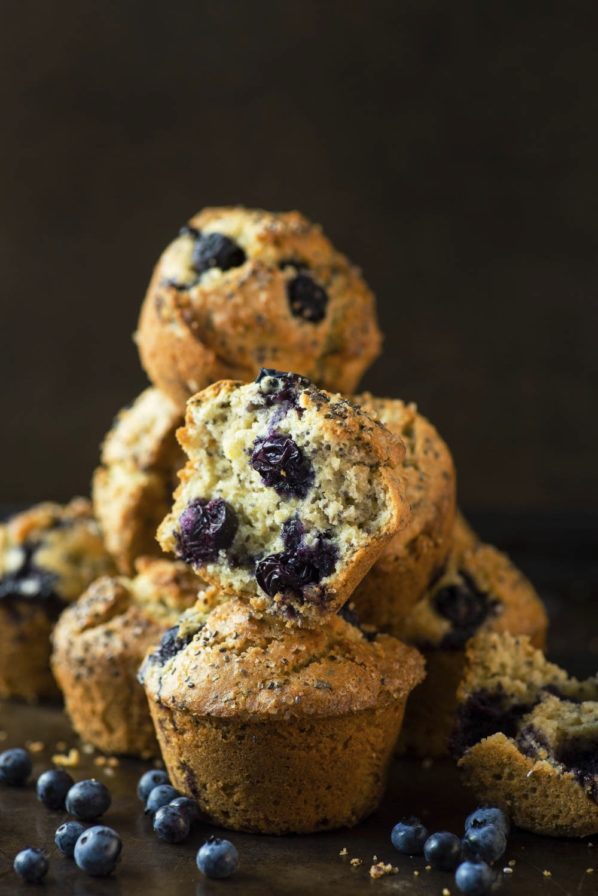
xmin=0 ymin=207 xmax=552 ymax=834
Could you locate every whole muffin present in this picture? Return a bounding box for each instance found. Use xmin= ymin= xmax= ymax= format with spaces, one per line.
xmin=52 ymin=558 xmax=212 ymax=757
xmin=397 ymin=530 xmax=547 ymax=758
xmin=0 ymin=499 xmax=115 ymax=701
xmin=93 ymin=388 xmax=185 ymax=573
xmin=158 ymin=370 xmax=408 ymax=625
xmin=455 ymin=633 xmax=598 ymax=837
xmin=136 ymin=207 xmax=381 ymax=408
xmin=350 ymin=395 xmax=456 ymax=629
xmin=140 ymin=598 xmax=424 ymax=833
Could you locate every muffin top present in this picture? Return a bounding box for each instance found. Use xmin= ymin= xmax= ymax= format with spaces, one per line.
xmin=140 ymin=598 xmax=425 ymax=720
xmin=0 ymin=498 xmax=114 ymax=610
xmin=397 ymin=537 xmax=547 ymax=649
xmin=158 ymin=370 xmax=407 ymax=624
xmin=136 ymin=206 xmax=382 ymax=404
xmin=98 ymin=387 xmax=183 ymax=471
xmin=354 ymin=394 xmax=456 ymax=554
xmin=52 ymin=558 xmax=216 ymax=664
xmin=92 ymin=388 xmax=185 ymax=573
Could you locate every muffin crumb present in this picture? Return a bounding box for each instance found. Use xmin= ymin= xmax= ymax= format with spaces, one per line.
xmin=369 ymin=862 xmax=398 ymax=879
xmin=52 ymin=748 xmax=80 ymax=767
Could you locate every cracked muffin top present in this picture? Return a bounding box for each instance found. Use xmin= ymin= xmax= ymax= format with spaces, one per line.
xmin=397 ymin=539 xmax=547 ymax=649
xmin=136 ymin=207 xmax=381 ymax=408
xmin=93 ymin=388 xmax=185 ymax=573
xmin=157 ymin=370 xmax=408 ymax=625
xmin=53 ymin=557 xmax=207 ymax=640
xmin=0 ymin=499 xmax=114 ymax=614
xmin=140 ymin=597 xmax=425 ymax=720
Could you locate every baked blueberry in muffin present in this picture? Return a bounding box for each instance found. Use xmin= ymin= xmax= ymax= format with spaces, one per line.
xmin=0 ymin=499 xmax=115 ymax=701
xmin=455 ymin=632 xmax=598 ymax=837
xmin=157 ymin=371 xmax=408 ymax=624
xmin=139 ymin=598 xmax=425 ymax=833
xmin=93 ymin=388 xmax=185 ymax=574
xmin=136 ymin=207 xmax=382 ymax=409
xmin=52 ymin=558 xmax=216 ymax=756
xmin=396 ymin=520 xmax=547 ymax=757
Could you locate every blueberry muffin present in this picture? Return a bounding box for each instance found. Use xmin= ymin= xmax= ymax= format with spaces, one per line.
xmin=51 ymin=558 xmax=213 ymax=757
xmin=139 ymin=598 xmax=425 ymax=833
xmin=397 ymin=530 xmax=547 ymax=758
xmin=157 ymin=370 xmax=408 ymax=625
xmin=93 ymin=388 xmax=185 ymax=573
xmin=136 ymin=207 xmax=381 ymax=409
xmin=0 ymin=499 xmax=115 ymax=701
xmin=455 ymin=633 xmax=598 ymax=837
xmin=349 ymin=395 xmax=456 ymax=629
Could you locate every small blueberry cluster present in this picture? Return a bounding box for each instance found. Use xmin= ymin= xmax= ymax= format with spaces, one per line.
xmin=2 ymin=745 xmax=240 ymax=884
xmin=1 ymin=746 xmax=121 ymax=882
xmin=391 ymin=805 xmax=510 ymax=895
xmin=138 ymin=770 xmax=238 ymax=878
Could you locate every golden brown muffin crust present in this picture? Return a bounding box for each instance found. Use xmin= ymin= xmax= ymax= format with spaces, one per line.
xmin=92 ymin=389 xmax=185 ymax=573
xmin=142 ymin=599 xmax=425 ymax=720
xmin=158 ymin=375 xmax=408 ymax=624
xmin=136 ymin=207 xmax=382 ymax=408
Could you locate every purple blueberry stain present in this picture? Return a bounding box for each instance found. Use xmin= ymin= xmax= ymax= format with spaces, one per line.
xmin=280 ymin=260 xmax=328 ymax=323
xmin=556 ymin=738 xmax=598 ymax=802
xmin=191 ymin=231 xmax=246 ymax=276
xmin=434 ymin=571 xmax=499 ymax=648
xmin=166 ymin=227 xmax=246 ymax=290
xmin=451 ymin=690 xmax=534 ymax=758
xmin=255 ymin=518 xmax=337 ymax=601
xmin=0 ymin=540 xmax=63 ymax=618
xmin=175 ymin=498 xmax=238 ymax=565
xmin=253 ymin=369 xmax=311 ymax=414
xmin=147 ymin=625 xmax=198 ymax=669
xmin=250 ymin=432 xmax=314 ymax=499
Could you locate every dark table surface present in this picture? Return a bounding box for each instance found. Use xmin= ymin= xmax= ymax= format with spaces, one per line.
xmin=1 ymin=513 xmax=598 ymax=895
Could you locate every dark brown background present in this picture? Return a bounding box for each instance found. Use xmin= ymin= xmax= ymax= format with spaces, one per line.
xmin=1 ymin=2 xmax=597 ymax=511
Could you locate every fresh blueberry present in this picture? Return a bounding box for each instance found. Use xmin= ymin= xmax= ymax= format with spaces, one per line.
xmin=423 ymin=831 xmax=462 ymax=871
xmin=465 ymin=806 xmax=510 ymax=837
xmin=286 ymin=271 xmax=328 ymax=323
xmin=65 ymin=779 xmax=111 ymax=821
xmin=153 ymin=804 xmax=190 ymax=843
xmin=145 ymin=784 xmax=180 ymax=815
xmin=0 ymin=747 xmax=32 ymax=785
xmin=250 ymin=432 xmax=314 ymax=498
xmin=169 ymin=795 xmax=200 ymax=824
xmin=13 ymin=847 xmax=49 ymax=883
xmin=455 ymin=860 xmax=495 ymax=895
xmin=191 ymin=231 xmax=246 ymax=276
xmin=196 ymin=836 xmax=239 ymax=880
xmin=137 ymin=769 xmax=170 ymax=802
xmin=55 ymin=820 xmax=86 ymax=857
xmin=37 ymin=768 xmax=74 ymax=810
xmin=175 ymin=498 xmax=238 ymax=564
xmin=463 ymin=825 xmax=507 ymax=864
xmin=391 ymin=817 xmax=429 ymax=855
xmin=74 ymin=825 xmax=122 ymax=877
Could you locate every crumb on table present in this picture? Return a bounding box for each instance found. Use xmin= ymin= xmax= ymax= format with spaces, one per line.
xmin=369 ymin=862 xmax=398 ymax=879
xmin=52 ymin=748 xmax=80 ymax=767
